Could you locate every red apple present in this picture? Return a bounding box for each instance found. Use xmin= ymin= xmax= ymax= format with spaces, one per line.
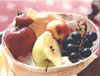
xmin=15 ymin=14 xmax=33 ymax=27
xmin=46 ymin=20 xmax=69 ymax=43
xmin=5 ymin=27 xmax=36 ymax=58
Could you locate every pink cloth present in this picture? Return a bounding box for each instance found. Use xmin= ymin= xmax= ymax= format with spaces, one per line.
xmin=0 ymin=1 xmax=92 ymax=31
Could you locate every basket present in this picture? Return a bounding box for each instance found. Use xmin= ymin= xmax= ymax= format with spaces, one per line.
xmin=0 ymin=12 xmax=99 ymax=76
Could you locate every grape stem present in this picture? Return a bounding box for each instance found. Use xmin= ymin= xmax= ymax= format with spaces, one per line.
xmin=78 ymin=24 xmax=82 ymax=31
xmin=79 ymin=22 xmax=87 ymax=47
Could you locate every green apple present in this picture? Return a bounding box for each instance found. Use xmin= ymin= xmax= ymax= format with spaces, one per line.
xmin=32 ymin=31 xmax=62 ymax=67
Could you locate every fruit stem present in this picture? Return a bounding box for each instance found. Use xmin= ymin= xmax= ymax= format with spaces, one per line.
xmin=17 ymin=11 xmax=22 ymax=16
xmin=79 ymin=22 xmax=87 ymax=48
xmin=45 ymin=59 xmax=49 ymax=72
xmin=78 ymin=23 xmax=82 ymax=31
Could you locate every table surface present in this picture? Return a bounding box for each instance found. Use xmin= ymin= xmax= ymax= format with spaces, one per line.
xmin=0 ymin=1 xmax=100 ymax=76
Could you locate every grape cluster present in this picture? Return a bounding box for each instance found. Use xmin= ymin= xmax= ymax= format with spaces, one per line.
xmin=62 ymin=31 xmax=97 ymax=63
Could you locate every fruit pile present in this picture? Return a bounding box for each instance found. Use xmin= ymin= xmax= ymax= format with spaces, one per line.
xmin=46 ymin=20 xmax=97 ymax=63
xmin=3 ymin=10 xmax=98 ymax=70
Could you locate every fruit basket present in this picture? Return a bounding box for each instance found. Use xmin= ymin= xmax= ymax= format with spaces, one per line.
xmin=0 ymin=9 xmax=99 ymax=76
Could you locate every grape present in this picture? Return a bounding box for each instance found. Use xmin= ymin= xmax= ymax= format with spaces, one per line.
xmin=64 ymin=43 xmax=79 ymax=54
xmin=77 ymin=48 xmax=82 ymax=53
xmin=72 ymin=31 xmax=81 ymax=41
xmin=80 ymin=48 xmax=92 ymax=58
xmin=73 ymin=41 xmax=80 ymax=45
xmin=68 ymin=52 xmax=81 ymax=63
xmin=63 ymin=37 xmax=73 ymax=44
xmin=62 ymin=37 xmax=73 ymax=49
xmin=83 ymin=37 xmax=93 ymax=48
xmin=87 ymin=32 xmax=97 ymax=42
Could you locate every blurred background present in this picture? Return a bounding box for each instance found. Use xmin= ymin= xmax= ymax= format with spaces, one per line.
xmin=0 ymin=0 xmax=99 ymax=32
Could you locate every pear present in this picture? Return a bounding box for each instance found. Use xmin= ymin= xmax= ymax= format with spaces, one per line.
xmin=32 ymin=31 xmax=62 ymax=67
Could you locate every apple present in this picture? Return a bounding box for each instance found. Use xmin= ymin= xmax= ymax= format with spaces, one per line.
xmin=46 ymin=20 xmax=69 ymax=43
xmin=32 ymin=31 xmax=62 ymax=67
xmin=15 ymin=14 xmax=33 ymax=28
xmin=5 ymin=27 xmax=36 ymax=58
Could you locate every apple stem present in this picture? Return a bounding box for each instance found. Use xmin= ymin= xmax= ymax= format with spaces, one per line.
xmin=17 ymin=11 xmax=22 ymax=16
xmin=45 ymin=59 xmax=49 ymax=72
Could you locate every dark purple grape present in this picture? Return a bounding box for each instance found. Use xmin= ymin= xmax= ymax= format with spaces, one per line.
xmin=80 ymin=48 xmax=92 ymax=58
xmin=72 ymin=31 xmax=81 ymax=41
xmin=77 ymin=48 xmax=82 ymax=53
xmin=62 ymin=37 xmax=73 ymax=49
xmin=83 ymin=37 xmax=93 ymax=48
xmin=73 ymin=41 xmax=80 ymax=45
xmin=64 ymin=43 xmax=79 ymax=54
xmin=68 ymin=52 xmax=81 ymax=63
xmin=87 ymin=32 xmax=97 ymax=42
